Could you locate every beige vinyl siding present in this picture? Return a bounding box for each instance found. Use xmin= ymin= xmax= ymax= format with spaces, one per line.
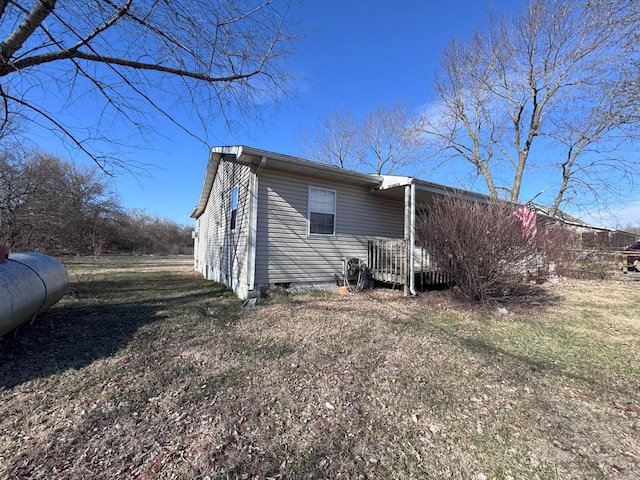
xmin=195 ymin=159 xmax=253 ymax=296
xmin=255 ymin=169 xmax=404 ymax=286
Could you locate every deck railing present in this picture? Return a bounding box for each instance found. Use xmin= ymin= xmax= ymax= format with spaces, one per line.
xmin=367 ymin=239 xmax=407 ymax=286
xmin=367 ymin=239 xmax=449 ymax=289
xmin=413 ymin=246 xmax=451 ymax=287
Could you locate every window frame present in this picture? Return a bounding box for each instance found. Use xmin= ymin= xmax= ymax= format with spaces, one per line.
xmin=307 ymin=186 xmax=337 ymax=236
xmin=229 ymin=185 xmax=239 ymax=231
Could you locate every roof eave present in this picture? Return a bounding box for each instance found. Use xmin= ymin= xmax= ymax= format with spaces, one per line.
xmin=191 ymin=147 xmax=238 ymax=219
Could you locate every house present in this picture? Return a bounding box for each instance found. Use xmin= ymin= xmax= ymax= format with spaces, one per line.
xmin=533 ymin=205 xmax=638 ymax=248
xmin=190 ymin=145 xmax=487 ymax=299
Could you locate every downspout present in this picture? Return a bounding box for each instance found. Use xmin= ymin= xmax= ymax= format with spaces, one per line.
xmin=409 ymin=181 xmax=417 ymax=296
xmin=247 ymin=156 xmax=266 ymax=294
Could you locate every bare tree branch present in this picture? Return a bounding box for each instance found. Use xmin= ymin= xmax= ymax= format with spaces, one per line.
xmin=360 ymin=101 xmax=424 ymax=175
xmin=297 ymin=107 xmax=364 ymax=170
xmin=420 ymin=0 xmax=640 ymax=214
xmin=0 ymin=0 xmax=298 ymax=171
xmin=297 ymin=102 xmax=424 ymax=175
xmin=0 ymin=0 xmax=56 ymax=64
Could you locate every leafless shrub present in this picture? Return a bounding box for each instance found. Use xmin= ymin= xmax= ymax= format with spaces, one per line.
xmin=536 ymin=224 xmax=621 ymax=280
xmin=416 ymin=196 xmax=538 ymax=301
xmin=536 ymin=223 xmax=581 ymax=277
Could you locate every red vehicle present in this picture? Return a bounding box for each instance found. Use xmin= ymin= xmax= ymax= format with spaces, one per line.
xmin=625 ymin=241 xmax=640 ymax=270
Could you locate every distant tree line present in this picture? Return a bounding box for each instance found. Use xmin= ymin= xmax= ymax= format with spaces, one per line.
xmin=0 ymin=150 xmax=193 ymax=256
xmin=625 ymin=225 xmax=640 ymax=236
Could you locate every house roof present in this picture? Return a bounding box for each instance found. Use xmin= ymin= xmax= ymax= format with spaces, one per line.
xmin=533 ymin=203 xmax=592 ymax=227
xmin=533 ymin=203 xmax=637 ymax=235
xmin=191 ymin=145 xmax=384 ymax=218
xmin=190 ymin=146 xmax=623 ymax=235
xmin=191 ymin=145 xmax=497 ymax=219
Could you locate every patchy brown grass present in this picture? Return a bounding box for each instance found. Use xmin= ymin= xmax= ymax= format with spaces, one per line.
xmin=1 ymin=256 xmax=639 ymax=479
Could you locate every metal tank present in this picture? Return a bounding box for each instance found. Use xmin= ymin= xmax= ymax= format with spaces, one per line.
xmin=0 ymin=251 xmax=69 ymax=337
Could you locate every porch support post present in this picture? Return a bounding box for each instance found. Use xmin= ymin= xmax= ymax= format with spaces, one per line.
xmin=403 ymin=185 xmax=411 ymax=297
xmin=404 ymin=185 xmax=417 ymax=296
xmin=403 ymin=186 xmax=408 ymax=295
xmin=409 ymin=182 xmax=416 ymax=295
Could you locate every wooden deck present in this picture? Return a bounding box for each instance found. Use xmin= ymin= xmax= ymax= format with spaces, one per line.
xmin=367 ymin=239 xmax=449 ymax=289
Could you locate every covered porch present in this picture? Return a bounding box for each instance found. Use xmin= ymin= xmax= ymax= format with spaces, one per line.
xmin=366 ymin=176 xmax=488 ymax=295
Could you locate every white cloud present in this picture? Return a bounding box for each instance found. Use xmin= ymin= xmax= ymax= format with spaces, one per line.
xmin=581 ymin=199 xmax=640 ymax=229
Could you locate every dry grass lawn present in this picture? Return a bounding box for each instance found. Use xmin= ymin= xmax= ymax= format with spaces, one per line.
xmin=1 ymin=256 xmax=639 ymax=479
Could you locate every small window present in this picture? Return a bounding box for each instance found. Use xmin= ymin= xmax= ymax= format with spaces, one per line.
xmin=308 ymin=187 xmax=336 ymax=235
xmin=229 ymin=186 xmax=238 ymax=231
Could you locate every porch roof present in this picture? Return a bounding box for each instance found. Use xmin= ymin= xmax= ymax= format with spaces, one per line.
xmin=371 ymin=175 xmax=490 ymax=207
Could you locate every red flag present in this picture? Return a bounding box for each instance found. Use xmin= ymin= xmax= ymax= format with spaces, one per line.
xmin=513 ymin=201 xmax=537 ymax=243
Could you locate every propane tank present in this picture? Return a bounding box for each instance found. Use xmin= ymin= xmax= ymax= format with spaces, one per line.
xmin=0 ymin=249 xmax=69 ymax=337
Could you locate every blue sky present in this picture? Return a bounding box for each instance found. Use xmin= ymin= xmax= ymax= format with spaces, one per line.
xmin=26 ymin=0 xmax=639 ymax=228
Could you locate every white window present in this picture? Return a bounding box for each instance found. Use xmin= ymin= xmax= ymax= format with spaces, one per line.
xmin=308 ymin=187 xmax=336 ymax=235
xmin=229 ymin=186 xmax=238 ymax=231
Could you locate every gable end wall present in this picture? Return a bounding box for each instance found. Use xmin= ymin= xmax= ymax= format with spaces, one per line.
xmin=194 ymin=159 xmax=253 ymax=298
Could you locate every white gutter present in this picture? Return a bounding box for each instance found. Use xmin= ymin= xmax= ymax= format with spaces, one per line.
xmin=247 ymin=155 xmax=266 ymax=294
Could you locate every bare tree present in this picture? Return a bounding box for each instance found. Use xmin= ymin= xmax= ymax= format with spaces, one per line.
xmin=420 ymin=0 xmax=640 ymax=215
xmin=0 ymin=0 xmax=297 ymax=171
xmin=360 ymin=101 xmax=424 ymax=175
xmin=297 ymin=108 xmax=364 ymax=169
xmin=0 ymin=147 xmax=36 ymax=248
xmin=2 ymin=153 xmax=122 ymax=253
xmin=0 ymin=150 xmax=195 ymax=255
xmin=298 ymin=102 xmax=424 ymax=175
